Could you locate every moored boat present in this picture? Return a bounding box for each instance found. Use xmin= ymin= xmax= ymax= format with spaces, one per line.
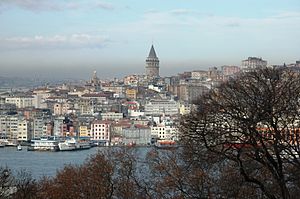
xmin=17 ymin=144 xmax=22 ymax=151
xmin=0 ymin=142 xmax=5 ymax=148
xmin=75 ymin=141 xmax=91 ymax=150
xmin=58 ymin=138 xmax=77 ymax=151
xmin=28 ymin=137 xmax=59 ymax=152
xmin=154 ymin=140 xmax=178 ymax=149
xmin=1 ymin=139 xmax=17 ymax=147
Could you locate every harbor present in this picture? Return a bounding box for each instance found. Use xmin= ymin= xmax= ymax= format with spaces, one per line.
xmin=0 ymin=145 xmax=151 ymax=179
xmin=0 ymin=137 xmax=95 ymax=152
xmin=0 ymin=145 xmax=102 ymax=179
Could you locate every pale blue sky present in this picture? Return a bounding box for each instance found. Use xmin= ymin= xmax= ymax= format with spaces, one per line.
xmin=0 ymin=0 xmax=299 ymax=79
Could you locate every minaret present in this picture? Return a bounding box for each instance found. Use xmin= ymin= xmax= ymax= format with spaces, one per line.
xmin=145 ymin=45 xmax=159 ymax=78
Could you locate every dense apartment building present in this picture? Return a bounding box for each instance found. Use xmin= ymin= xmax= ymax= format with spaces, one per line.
xmin=5 ymin=96 xmax=34 ymax=108
xmin=33 ymin=117 xmax=53 ymax=139
xmin=126 ymin=88 xmax=137 ymax=100
xmin=122 ymin=124 xmax=151 ymax=145
xmin=100 ymin=112 xmax=124 ymax=121
xmin=79 ymin=125 xmax=90 ymax=137
xmin=145 ymin=100 xmax=179 ymax=116
xmin=151 ymin=125 xmax=178 ymax=140
xmin=241 ymin=57 xmax=267 ymax=71
xmin=90 ymin=120 xmax=112 ymax=142
xmin=0 ymin=115 xmax=19 ymax=140
xmin=17 ymin=119 xmax=32 ymax=141
xmin=53 ymin=102 xmax=71 ymax=116
xmin=191 ymin=70 xmax=208 ymax=80
xmin=221 ymin=65 xmax=240 ymax=77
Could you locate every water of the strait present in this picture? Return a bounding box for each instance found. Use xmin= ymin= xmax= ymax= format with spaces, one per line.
xmin=0 ymin=146 xmax=150 ymax=179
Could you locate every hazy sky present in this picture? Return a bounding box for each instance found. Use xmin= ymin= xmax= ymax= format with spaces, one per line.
xmin=0 ymin=0 xmax=299 ymax=79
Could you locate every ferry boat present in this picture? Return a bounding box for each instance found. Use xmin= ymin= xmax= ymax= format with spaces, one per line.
xmin=75 ymin=141 xmax=91 ymax=150
xmin=58 ymin=138 xmax=77 ymax=151
xmin=0 ymin=139 xmax=17 ymax=147
xmin=0 ymin=141 xmax=5 ymax=148
xmin=154 ymin=140 xmax=178 ymax=149
xmin=58 ymin=137 xmax=92 ymax=151
xmin=28 ymin=137 xmax=59 ymax=152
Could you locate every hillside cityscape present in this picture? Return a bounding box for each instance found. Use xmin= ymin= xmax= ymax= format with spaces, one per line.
xmin=1 ymin=1 xmax=300 ymax=198
xmin=0 ymin=45 xmax=299 ymax=149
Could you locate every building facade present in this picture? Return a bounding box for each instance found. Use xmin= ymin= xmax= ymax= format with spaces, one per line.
xmin=145 ymin=100 xmax=179 ymax=116
xmin=100 ymin=112 xmax=124 ymax=121
xmin=0 ymin=115 xmax=19 ymax=140
xmin=5 ymin=96 xmax=34 ymax=109
xmin=151 ymin=125 xmax=178 ymax=140
xmin=17 ymin=119 xmax=32 ymax=141
xmin=122 ymin=125 xmax=151 ymax=145
xmin=90 ymin=120 xmax=111 ymax=142
xmin=241 ymin=57 xmax=267 ymax=71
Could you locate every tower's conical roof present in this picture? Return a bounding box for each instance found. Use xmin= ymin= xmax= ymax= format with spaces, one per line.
xmin=148 ymin=45 xmax=157 ymax=58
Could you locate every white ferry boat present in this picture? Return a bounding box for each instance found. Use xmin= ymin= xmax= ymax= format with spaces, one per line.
xmin=75 ymin=141 xmax=91 ymax=150
xmin=58 ymin=138 xmax=77 ymax=151
xmin=0 ymin=139 xmax=17 ymax=147
xmin=28 ymin=137 xmax=59 ymax=152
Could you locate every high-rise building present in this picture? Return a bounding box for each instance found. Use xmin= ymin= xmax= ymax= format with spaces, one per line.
xmin=145 ymin=45 xmax=159 ymax=78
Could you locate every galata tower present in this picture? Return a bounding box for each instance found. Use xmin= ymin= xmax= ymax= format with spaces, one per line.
xmin=145 ymin=45 xmax=159 ymax=78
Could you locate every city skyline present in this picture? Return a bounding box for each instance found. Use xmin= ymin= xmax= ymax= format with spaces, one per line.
xmin=0 ymin=0 xmax=299 ymax=79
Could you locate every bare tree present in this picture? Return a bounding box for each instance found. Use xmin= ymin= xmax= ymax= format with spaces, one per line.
xmin=36 ymin=152 xmax=114 ymax=199
xmin=11 ymin=170 xmax=37 ymax=199
xmin=0 ymin=167 xmax=14 ymax=199
xmin=146 ymin=148 xmax=212 ymax=199
xmin=180 ymin=67 xmax=300 ymax=199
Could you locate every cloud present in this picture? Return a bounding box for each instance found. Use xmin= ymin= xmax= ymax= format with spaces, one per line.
xmin=169 ymin=9 xmax=191 ymax=15
xmin=0 ymin=0 xmax=62 ymax=12
xmin=0 ymin=0 xmax=115 ymax=12
xmin=0 ymin=34 xmax=110 ymax=50
xmin=137 ymin=9 xmax=300 ymax=31
xmin=95 ymin=1 xmax=115 ymax=10
xmin=272 ymin=11 xmax=300 ymax=19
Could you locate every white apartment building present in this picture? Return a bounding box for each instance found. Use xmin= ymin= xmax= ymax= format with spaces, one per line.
xmin=191 ymin=70 xmax=208 ymax=80
xmin=32 ymin=89 xmax=52 ymax=108
xmin=0 ymin=115 xmax=19 ymax=140
xmin=241 ymin=57 xmax=267 ymax=70
xmin=53 ymin=102 xmax=71 ymax=116
xmin=33 ymin=117 xmax=52 ymax=139
xmin=100 ymin=112 xmax=124 ymax=121
xmin=5 ymin=96 xmax=34 ymax=108
xmin=53 ymin=117 xmax=65 ymax=137
xmin=90 ymin=120 xmax=111 ymax=142
xmin=0 ymin=116 xmax=31 ymax=141
xmin=151 ymin=125 xmax=178 ymax=140
xmin=145 ymin=100 xmax=179 ymax=116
